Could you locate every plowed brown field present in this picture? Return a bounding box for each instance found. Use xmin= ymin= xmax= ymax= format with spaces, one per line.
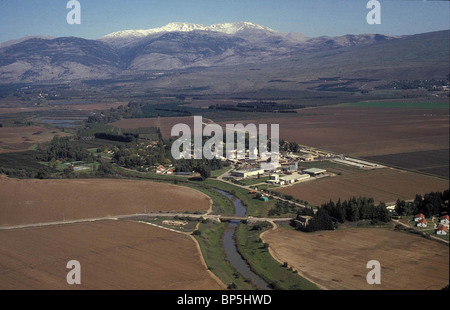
xmin=224 ymin=106 xmax=449 ymax=157
xmin=263 ymin=227 xmax=449 ymax=290
xmin=0 ymin=220 xmax=225 ymax=289
xmin=0 ymin=176 xmax=211 ymax=226
xmin=0 ymin=126 xmax=69 ymax=153
xmin=276 ymin=168 xmax=448 ymax=205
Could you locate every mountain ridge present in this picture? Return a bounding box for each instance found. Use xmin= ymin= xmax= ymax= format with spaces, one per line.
xmin=0 ymin=22 xmax=447 ymax=86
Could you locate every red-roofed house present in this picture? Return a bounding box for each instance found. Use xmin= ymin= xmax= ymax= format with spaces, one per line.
xmin=414 ymin=213 xmax=425 ymax=222
xmin=417 ymin=218 xmax=427 ymax=228
xmin=440 ymin=215 xmax=449 ymax=225
xmin=156 ymin=165 xmax=165 ymax=174
xmin=436 ymin=225 xmax=448 ymax=235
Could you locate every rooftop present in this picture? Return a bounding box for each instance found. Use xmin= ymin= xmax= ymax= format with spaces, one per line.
xmin=303 ymin=168 xmax=327 ymax=174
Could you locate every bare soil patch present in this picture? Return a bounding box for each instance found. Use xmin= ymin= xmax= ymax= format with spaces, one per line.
xmin=0 ymin=126 xmax=69 ymax=154
xmin=0 ymin=176 xmax=211 ymax=226
xmin=220 ymin=106 xmax=449 ymax=157
xmin=0 ymin=220 xmax=225 ymax=289
xmin=276 ymin=168 xmax=449 ymax=205
xmin=263 ymin=227 xmax=449 ymax=290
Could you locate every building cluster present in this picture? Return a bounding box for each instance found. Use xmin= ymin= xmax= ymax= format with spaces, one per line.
xmin=414 ymin=213 xmax=449 ymax=235
xmin=231 ymin=159 xmax=328 ymax=187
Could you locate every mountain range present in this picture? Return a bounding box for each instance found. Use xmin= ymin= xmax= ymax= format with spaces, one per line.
xmin=0 ymin=22 xmax=448 ymax=88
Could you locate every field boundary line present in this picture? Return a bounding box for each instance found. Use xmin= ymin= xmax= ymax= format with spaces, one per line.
xmin=260 ymin=223 xmax=328 ymax=290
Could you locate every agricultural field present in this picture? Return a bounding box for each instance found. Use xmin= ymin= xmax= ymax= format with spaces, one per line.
xmin=365 ymin=149 xmax=449 ymax=179
xmin=0 ymin=101 xmax=128 ymax=115
xmin=0 ymin=175 xmax=211 ymax=226
xmin=0 ymin=220 xmax=225 ymax=290
xmin=262 ymin=227 xmax=449 ymax=290
xmin=222 ymin=106 xmax=449 ymax=157
xmin=276 ymin=168 xmax=449 ymax=206
xmin=112 ymin=116 xmax=195 ymax=138
xmin=0 ymin=126 xmax=69 ymax=154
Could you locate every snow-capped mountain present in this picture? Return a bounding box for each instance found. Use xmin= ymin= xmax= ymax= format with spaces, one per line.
xmin=1 ymin=21 xmax=443 ymax=84
xmin=99 ymin=22 xmax=284 ymax=48
xmin=102 ymin=21 xmax=278 ymax=39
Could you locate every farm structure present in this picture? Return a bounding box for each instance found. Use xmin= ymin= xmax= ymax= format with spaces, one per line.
xmin=267 ymin=173 xmax=311 ymax=186
xmin=231 ymin=168 xmax=265 ymax=178
xmin=332 ymin=157 xmax=383 ymax=169
xmin=303 ymin=168 xmax=327 ymax=176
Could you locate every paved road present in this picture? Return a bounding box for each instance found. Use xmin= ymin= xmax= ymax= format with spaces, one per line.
xmin=0 ymin=212 xmax=292 ymax=231
xmin=0 ymin=166 xmax=299 ymax=231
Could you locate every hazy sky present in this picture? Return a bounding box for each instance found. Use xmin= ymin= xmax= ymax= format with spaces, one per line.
xmin=0 ymin=0 xmax=449 ymax=43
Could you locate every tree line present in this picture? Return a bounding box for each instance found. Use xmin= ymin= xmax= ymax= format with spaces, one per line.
xmin=395 ymin=190 xmax=449 ymax=218
xmin=298 ymin=196 xmax=391 ymax=232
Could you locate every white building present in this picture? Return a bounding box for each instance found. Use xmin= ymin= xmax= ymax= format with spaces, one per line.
xmin=436 ymin=225 xmax=448 ymax=235
xmin=303 ymin=168 xmax=327 ymax=176
xmin=231 ymin=168 xmax=265 ymax=178
xmin=266 ymin=173 xmax=310 ymax=185
xmin=417 ymin=219 xmax=427 ymax=228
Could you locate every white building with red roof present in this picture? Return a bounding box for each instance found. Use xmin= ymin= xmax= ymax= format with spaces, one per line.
xmin=435 ymin=225 xmax=448 ymax=235
xmin=416 ymin=218 xmax=427 ymax=228
xmin=414 ymin=213 xmax=425 ymax=222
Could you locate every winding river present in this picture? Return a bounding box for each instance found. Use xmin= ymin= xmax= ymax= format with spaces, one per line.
xmin=213 ymin=189 xmax=271 ymax=290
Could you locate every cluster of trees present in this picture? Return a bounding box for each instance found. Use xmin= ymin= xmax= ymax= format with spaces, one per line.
xmin=305 ymin=208 xmax=336 ymax=232
xmin=300 ymin=197 xmax=391 ymax=232
xmin=280 ymin=140 xmax=301 ymax=153
xmin=138 ymin=102 xmax=194 ymax=118
xmin=86 ymin=101 xmax=146 ymax=124
xmin=209 ymin=101 xmax=301 ymax=113
xmin=95 ymin=160 xmax=116 ymax=176
xmin=268 ymin=200 xmax=300 ymax=216
xmin=94 ymin=132 xmax=137 ymax=143
xmin=0 ymin=166 xmax=50 ymax=179
xmin=174 ymin=158 xmax=229 ymax=180
xmin=45 ymin=137 xmax=93 ymax=162
xmin=250 ymin=222 xmax=272 ymax=231
xmin=112 ymin=142 xmax=171 ymax=169
xmin=395 ymin=190 xmax=449 ymax=218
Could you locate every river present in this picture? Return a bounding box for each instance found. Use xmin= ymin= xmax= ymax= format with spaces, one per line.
xmin=213 ymin=189 xmax=272 ymax=290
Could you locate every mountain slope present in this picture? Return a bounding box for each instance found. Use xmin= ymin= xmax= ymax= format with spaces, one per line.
xmin=0 ymin=37 xmax=121 ymax=82
xmin=0 ymin=22 xmax=447 ymax=85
